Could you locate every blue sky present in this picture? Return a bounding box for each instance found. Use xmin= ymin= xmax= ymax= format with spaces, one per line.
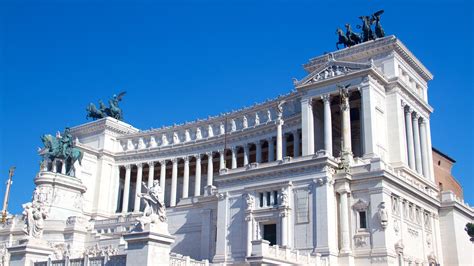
xmin=0 ymin=0 xmax=473 ymax=214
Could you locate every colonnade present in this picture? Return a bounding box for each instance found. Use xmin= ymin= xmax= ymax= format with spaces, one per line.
xmin=117 ymin=130 xmax=302 ymax=213
xmin=402 ymin=102 xmax=431 ymax=179
xmin=301 ymin=91 xmax=358 ymax=159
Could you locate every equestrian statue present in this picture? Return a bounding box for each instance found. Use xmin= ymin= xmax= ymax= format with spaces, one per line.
xmin=39 ymin=127 xmax=83 ymax=176
xmin=86 ymin=92 xmax=126 ymax=121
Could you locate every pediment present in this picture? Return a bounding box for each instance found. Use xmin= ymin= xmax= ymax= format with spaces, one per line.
xmin=294 ymin=58 xmax=371 ymax=87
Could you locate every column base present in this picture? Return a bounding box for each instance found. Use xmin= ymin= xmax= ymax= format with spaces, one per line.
xmin=124 ymin=222 xmax=175 ymax=265
xmin=338 ymin=252 xmax=355 ymax=266
xmin=8 ymin=238 xmax=54 ymax=266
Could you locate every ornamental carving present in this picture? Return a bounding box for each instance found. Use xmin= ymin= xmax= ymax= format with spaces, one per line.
xmin=354 ymin=234 xmax=369 ymax=248
xmin=243 ymin=193 xmax=254 ymax=211
xmin=377 ymin=201 xmax=388 ymax=230
xmin=84 ymin=244 xmax=118 ymax=257
xmin=352 ymin=199 xmax=369 ymax=211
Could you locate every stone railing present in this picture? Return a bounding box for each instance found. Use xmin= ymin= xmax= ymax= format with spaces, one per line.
xmin=169 ymin=253 xmax=209 ymax=266
xmin=93 ymin=214 xmax=141 ymax=234
xmin=33 ymin=254 xmax=126 ymax=266
xmin=247 ymin=239 xmax=322 ymax=265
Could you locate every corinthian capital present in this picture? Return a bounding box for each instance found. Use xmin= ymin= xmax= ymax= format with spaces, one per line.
xmin=321 ymin=94 xmax=331 ymax=102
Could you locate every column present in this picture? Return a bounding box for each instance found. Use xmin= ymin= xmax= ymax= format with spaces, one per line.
xmin=281 ymin=210 xmax=289 ymax=247
xmin=182 ymin=157 xmax=190 ymax=198
xmin=339 ymin=190 xmax=351 ymax=253
xmin=231 ymin=147 xmax=237 ymax=169
xmin=282 ymin=134 xmax=287 ymax=158
xmin=340 ymin=91 xmax=352 ymax=158
xmin=134 ymin=163 xmax=143 ymax=212
xmin=405 ymin=108 xmax=416 ymax=170
xmin=170 ymin=158 xmax=178 ymax=207
xmin=195 ymin=155 xmax=202 ymax=196
xmin=243 ymin=145 xmax=249 ymax=165
xmin=412 ymin=113 xmax=422 ymax=174
xmin=122 ymin=165 xmax=131 ymax=213
xmin=207 ymin=152 xmax=214 ymax=186
xmin=293 ymin=130 xmax=300 ymax=157
xmin=276 ymin=119 xmax=284 ymax=160
xmin=256 ymin=141 xmax=262 ymax=163
xmin=268 ymin=138 xmax=275 ymax=162
xmin=219 ymin=150 xmax=225 ymax=170
xmin=245 ymin=214 xmax=253 ymax=257
xmin=419 ymin=118 xmax=429 ymax=178
xmin=301 ymin=97 xmax=315 ymax=155
xmin=147 ymin=162 xmax=155 ymax=188
xmin=322 ymin=94 xmax=333 ymax=156
xmin=159 ymin=160 xmax=166 ymax=202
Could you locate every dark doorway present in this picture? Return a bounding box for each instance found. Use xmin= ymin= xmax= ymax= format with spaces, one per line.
xmin=263 ymin=224 xmax=277 ymax=246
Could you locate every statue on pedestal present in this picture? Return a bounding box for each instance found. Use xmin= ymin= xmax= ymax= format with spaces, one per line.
xmin=134 ymin=180 xmax=167 ymax=231
xmin=39 ymin=127 xmax=83 ymax=176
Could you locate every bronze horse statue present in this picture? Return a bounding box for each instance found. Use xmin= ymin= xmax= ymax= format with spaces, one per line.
xmin=358 ymin=15 xmax=374 ymax=42
xmin=371 ymin=10 xmax=385 ymax=38
xmin=39 ymin=134 xmax=83 ymax=176
xmin=336 ymin=28 xmax=351 ymax=50
xmin=345 ymin=24 xmax=361 ymax=45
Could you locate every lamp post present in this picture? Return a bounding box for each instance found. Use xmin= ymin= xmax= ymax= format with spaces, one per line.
xmin=1 ymin=166 xmax=15 ymax=223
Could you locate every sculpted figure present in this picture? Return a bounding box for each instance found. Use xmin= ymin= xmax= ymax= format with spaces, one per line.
xmin=22 ymin=202 xmax=48 ymax=239
xmin=219 ymin=122 xmax=225 ymax=135
xmin=185 ymin=130 xmax=191 ymax=142
xmin=242 ymin=116 xmax=248 ymax=128
xmin=254 ymin=112 xmax=260 ymax=126
xmin=161 ymin=134 xmax=168 ymax=146
xmin=196 ymin=127 xmax=202 ymax=139
xmin=208 ymin=125 xmax=214 ymax=137
xmin=277 ymin=101 xmax=285 ymax=119
xmin=135 ymin=180 xmax=167 ymax=230
xmin=267 ymin=110 xmax=272 ymax=122
xmin=371 ymin=10 xmax=385 ymax=38
xmin=173 ymin=132 xmax=180 ymax=144
xmin=231 ymin=119 xmax=237 ymax=131
xmin=39 ymin=127 xmax=83 ymax=176
xmin=345 ymin=24 xmax=361 ymax=46
xmin=378 ymin=201 xmax=389 ymax=229
xmin=86 ymin=92 xmax=126 ymax=121
xmin=244 ymin=193 xmax=254 ymax=211
xmin=280 ymin=188 xmax=289 ymax=207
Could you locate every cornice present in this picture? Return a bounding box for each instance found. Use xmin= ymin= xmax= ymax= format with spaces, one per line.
xmin=118 ymin=91 xmax=301 ymax=140
xmin=303 ymin=36 xmax=433 ymax=82
xmin=70 ymin=117 xmax=138 ymax=137
xmin=215 ymin=155 xmax=338 ymax=187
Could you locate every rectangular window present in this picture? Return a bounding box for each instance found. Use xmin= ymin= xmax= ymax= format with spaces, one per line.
xmin=266 ymin=192 xmax=271 ymax=206
xmin=273 ymin=191 xmax=278 ymax=205
xmin=263 ymin=224 xmax=277 ymax=246
xmin=259 ymin=193 xmax=264 ymax=207
xmin=359 ymin=211 xmax=367 ymax=229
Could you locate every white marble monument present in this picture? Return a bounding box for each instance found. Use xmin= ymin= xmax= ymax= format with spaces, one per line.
xmin=0 ymin=36 xmax=473 ymax=266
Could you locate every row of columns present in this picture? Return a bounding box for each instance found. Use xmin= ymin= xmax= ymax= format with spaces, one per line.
xmin=403 ymin=103 xmax=431 ymax=178
xmin=120 ymin=155 xmax=215 ymax=213
xmin=119 ymin=125 xmax=302 ymax=213
xmin=302 ymin=92 xmax=352 ymax=158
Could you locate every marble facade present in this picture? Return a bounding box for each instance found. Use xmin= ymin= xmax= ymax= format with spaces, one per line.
xmin=0 ymin=36 xmax=473 ymax=266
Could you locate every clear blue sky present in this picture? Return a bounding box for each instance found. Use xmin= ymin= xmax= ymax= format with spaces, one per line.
xmin=1 ymin=0 xmax=473 ymax=214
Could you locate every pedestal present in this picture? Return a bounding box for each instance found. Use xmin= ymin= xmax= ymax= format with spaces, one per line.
xmin=124 ymin=223 xmax=175 ymax=266
xmin=8 ymin=238 xmax=54 ymax=266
